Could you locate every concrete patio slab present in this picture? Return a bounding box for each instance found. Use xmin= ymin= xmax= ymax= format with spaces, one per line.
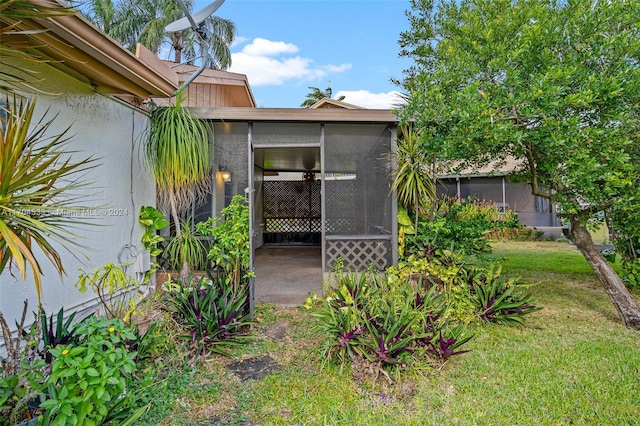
xmin=254 ymin=246 xmax=323 ymax=306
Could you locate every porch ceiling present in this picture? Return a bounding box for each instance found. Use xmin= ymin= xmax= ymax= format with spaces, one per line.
xmin=255 ymin=147 xmax=321 ymax=172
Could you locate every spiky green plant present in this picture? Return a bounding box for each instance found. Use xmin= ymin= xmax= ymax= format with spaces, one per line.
xmin=390 ymin=125 xmax=436 ymax=231
xmin=143 ymin=90 xmax=212 ymax=276
xmin=0 ymin=96 xmax=96 ymax=303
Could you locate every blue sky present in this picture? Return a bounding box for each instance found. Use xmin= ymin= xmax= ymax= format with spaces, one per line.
xmin=192 ymin=0 xmax=413 ymax=108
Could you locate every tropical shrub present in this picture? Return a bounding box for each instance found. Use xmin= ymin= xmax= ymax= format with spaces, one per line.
xmin=387 ymin=252 xmax=541 ymax=326
xmin=620 ymin=259 xmax=640 ymax=290
xmin=404 ymin=196 xmax=520 ymax=258
xmin=387 ymin=251 xmax=477 ymax=323
xmin=39 ymin=316 xmax=144 ymax=425
xmin=75 ymin=263 xmax=143 ymax=322
xmin=164 ymin=273 xmax=253 ymax=356
xmin=198 ymin=195 xmax=253 ymax=286
xmin=612 ymin=234 xmax=640 ymax=290
xmin=467 ymin=265 xmax=541 ymax=325
xmin=0 ymin=302 xmax=46 ymax=426
xmin=314 ymin=268 xmax=473 ymax=381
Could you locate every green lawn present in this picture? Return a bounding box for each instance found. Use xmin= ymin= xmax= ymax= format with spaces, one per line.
xmin=139 ymin=241 xmax=640 ymax=425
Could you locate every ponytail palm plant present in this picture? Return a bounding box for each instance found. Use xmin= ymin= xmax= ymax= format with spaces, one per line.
xmin=0 ymin=96 xmax=96 ymax=303
xmin=143 ymin=90 xmax=212 ymax=278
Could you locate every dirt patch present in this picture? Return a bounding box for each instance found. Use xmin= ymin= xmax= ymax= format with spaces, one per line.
xmin=225 ymin=355 xmax=282 ymax=381
xmin=261 ymin=320 xmax=290 ymax=341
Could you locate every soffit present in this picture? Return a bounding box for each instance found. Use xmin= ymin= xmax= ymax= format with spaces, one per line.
xmin=2 ymin=0 xmax=178 ymax=99
xmin=255 ymin=147 xmax=321 ymax=172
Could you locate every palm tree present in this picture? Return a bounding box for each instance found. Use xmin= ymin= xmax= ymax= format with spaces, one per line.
xmin=0 ymin=97 xmax=97 ymax=304
xmin=300 ymin=86 xmax=346 ymax=108
xmin=165 ymin=14 xmax=235 ymax=68
xmin=83 ymin=0 xmax=235 ymax=69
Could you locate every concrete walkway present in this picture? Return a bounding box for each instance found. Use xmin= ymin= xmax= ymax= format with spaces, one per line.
xmin=254 ymin=246 xmax=323 ymax=306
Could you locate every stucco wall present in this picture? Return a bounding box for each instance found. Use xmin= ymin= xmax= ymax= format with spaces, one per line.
xmin=0 ymin=85 xmax=155 ymax=334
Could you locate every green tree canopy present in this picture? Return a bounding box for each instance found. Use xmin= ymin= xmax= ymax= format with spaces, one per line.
xmin=398 ymin=0 xmax=640 ymax=328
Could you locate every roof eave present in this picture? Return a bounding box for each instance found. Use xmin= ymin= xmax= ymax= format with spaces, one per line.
xmin=11 ymin=0 xmax=178 ymax=99
xmin=190 ymin=107 xmax=399 ymax=123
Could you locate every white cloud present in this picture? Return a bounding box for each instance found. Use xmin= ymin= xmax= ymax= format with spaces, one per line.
xmin=230 ymin=36 xmax=249 ymax=48
xmin=229 ymin=38 xmax=350 ymax=87
xmin=336 ymin=90 xmax=405 ymax=109
xmin=241 ymin=37 xmax=298 ymax=56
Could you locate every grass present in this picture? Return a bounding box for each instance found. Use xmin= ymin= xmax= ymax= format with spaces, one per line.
xmin=137 ymin=241 xmax=640 ymax=425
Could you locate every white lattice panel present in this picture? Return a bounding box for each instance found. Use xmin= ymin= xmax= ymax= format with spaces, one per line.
xmin=326 ymin=240 xmax=388 ymax=271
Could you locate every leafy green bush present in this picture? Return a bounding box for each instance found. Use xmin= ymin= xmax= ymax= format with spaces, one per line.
xmin=620 ymin=259 xmax=640 ymax=289
xmin=165 ymin=273 xmax=253 ymax=356
xmin=387 ymin=252 xmax=541 ymax=326
xmin=404 ymin=196 xmax=520 ymax=258
xmin=387 ymin=251 xmax=477 ymax=323
xmin=1 ymin=303 xmax=47 ymax=426
xmin=197 ymin=195 xmax=253 ymax=286
xmin=39 ymin=316 xmax=144 ymax=425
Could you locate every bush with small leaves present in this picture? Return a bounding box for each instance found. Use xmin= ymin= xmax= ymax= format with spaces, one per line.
xmin=39 ymin=316 xmax=142 ymax=425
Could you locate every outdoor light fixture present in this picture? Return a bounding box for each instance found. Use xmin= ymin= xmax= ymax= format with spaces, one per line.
xmin=218 ymin=165 xmax=231 ymax=182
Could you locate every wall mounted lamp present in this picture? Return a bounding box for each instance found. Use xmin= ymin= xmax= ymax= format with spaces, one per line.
xmin=218 ymin=165 xmax=231 ymax=182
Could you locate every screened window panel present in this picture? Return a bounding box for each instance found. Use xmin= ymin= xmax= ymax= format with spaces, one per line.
xmin=252 ymin=122 xmax=321 ymax=147
xmin=212 ymin=122 xmax=249 ymax=203
xmin=324 ymin=123 xmax=393 ymax=236
xmin=323 ymin=123 xmax=394 ymax=271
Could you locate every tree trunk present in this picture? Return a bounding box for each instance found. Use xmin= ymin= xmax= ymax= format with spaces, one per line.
xmin=169 ymin=190 xmax=192 ymax=283
xmin=568 ymin=217 xmax=640 ymax=330
xmin=172 ymin=32 xmax=183 ymax=64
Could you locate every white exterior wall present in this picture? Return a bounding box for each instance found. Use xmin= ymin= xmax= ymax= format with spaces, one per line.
xmin=0 ymin=68 xmax=156 ymax=334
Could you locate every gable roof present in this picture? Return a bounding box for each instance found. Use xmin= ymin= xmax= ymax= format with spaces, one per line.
xmin=1 ymin=0 xmax=178 ymax=100
xmin=151 ymin=63 xmax=256 ymax=108
xmin=309 ymin=98 xmax=365 ymax=109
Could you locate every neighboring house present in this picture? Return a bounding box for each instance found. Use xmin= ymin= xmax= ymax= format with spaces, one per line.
xmin=0 ymin=3 xmax=179 ymax=334
xmin=308 ymin=98 xmax=365 ymax=110
xmin=437 ymin=159 xmax=560 ymax=229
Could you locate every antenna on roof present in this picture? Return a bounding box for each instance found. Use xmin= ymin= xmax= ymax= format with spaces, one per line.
xmin=165 ymin=0 xmax=226 ymax=95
